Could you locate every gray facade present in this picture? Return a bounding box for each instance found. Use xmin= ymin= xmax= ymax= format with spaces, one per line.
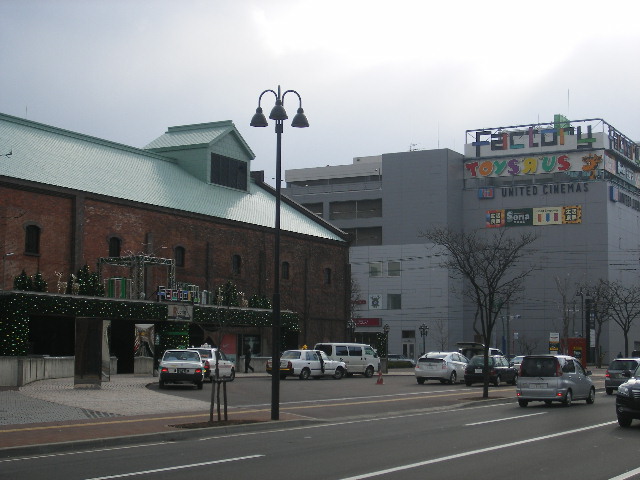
xmin=286 ymin=117 xmax=640 ymax=365
xmin=285 ymin=149 xmax=465 ymax=357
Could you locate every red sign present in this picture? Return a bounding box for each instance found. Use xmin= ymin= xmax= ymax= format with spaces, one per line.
xmin=352 ymin=299 xmax=367 ymax=304
xmin=353 ymin=318 xmax=381 ymax=327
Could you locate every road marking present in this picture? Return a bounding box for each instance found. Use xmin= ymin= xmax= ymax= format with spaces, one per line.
xmin=609 ymin=466 xmax=640 ymax=480
xmin=338 ymin=421 xmax=617 ymax=480
xmin=83 ymin=454 xmax=264 ymax=479
xmin=0 ymin=443 xmax=167 ymax=463
xmin=465 ymin=412 xmax=546 ymax=426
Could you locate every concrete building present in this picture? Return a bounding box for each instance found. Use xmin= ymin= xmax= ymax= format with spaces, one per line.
xmin=286 ymin=116 xmax=640 ymax=364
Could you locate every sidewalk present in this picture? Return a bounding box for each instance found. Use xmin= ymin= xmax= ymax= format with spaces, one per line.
xmin=0 ymin=368 xmax=606 ymax=458
xmin=0 ymin=371 xmax=305 ymax=458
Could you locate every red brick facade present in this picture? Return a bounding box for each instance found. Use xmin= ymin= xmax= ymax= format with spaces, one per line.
xmin=0 ymin=181 xmax=351 ymax=347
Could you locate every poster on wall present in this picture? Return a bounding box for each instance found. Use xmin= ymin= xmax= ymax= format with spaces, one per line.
xmin=486 ymin=206 xmax=582 ymax=228
xmin=368 ymin=294 xmax=382 ymax=310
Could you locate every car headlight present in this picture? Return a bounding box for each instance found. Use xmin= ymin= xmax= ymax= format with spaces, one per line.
xmin=618 ymin=384 xmax=630 ymax=396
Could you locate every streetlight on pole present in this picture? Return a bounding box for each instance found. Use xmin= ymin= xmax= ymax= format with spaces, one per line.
xmin=2 ymin=252 xmax=14 ymax=290
xmin=419 ymin=323 xmax=429 ymax=356
xmin=250 ymin=85 xmax=309 ymax=421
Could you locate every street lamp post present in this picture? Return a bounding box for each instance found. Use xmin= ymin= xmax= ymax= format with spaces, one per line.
xmin=419 ymin=323 xmax=429 ymax=356
xmin=2 ymin=252 xmax=14 ymax=290
xmin=250 ymin=86 xmax=309 ymax=421
xmin=383 ymin=324 xmax=390 ymax=373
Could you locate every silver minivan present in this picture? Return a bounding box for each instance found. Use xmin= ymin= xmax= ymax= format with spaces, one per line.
xmin=516 ymin=355 xmax=595 ymax=407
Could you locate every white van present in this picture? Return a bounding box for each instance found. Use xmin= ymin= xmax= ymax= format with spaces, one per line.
xmin=314 ymin=343 xmax=380 ymax=377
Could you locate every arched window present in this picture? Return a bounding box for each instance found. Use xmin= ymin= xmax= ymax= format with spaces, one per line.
xmin=25 ymin=224 xmax=41 ymax=254
xmin=232 ymin=254 xmax=242 ymax=275
xmin=282 ymin=261 xmax=290 ymax=280
xmin=323 ymin=267 xmax=332 ymax=285
xmin=108 ymin=237 xmax=121 ymax=257
xmin=174 ymin=246 xmax=185 ymax=267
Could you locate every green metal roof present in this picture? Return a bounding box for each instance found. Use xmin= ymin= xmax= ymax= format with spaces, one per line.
xmin=0 ymin=112 xmax=345 ymax=242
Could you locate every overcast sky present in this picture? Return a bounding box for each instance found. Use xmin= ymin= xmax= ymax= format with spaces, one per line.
xmin=1 ymin=0 xmax=639 ymax=184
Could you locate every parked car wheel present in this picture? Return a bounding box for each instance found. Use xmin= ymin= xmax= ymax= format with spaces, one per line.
xmin=563 ymin=390 xmax=573 ymax=406
xmin=159 ymin=379 xmax=165 ymax=389
xmin=417 ymin=377 xmax=425 ymax=385
xmin=449 ymin=371 xmax=457 ymax=384
xmin=364 ymin=366 xmax=375 ymax=378
xmin=196 ymin=381 xmax=203 ymax=390
xmin=518 ymin=399 xmax=528 ymax=407
xmin=465 ymin=380 xmax=472 ymax=386
xmin=228 ymin=368 xmax=235 ymax=382
xmin=509 ymin=373 xmax=518 ymax=386
xmin=586 ymin=387 xmax=595 ymax=404
xmin=333 ymin=367 xmax=345 ymax=380
xmin=299 ymin=368 xmax=311 ymax=380
xmin=493 ymin=375 xmax=501 ymax=387
xmin=618 ymin=414 xmax=633 ymax=427
xmin=606 ymin=387 xmax=614 ymax=395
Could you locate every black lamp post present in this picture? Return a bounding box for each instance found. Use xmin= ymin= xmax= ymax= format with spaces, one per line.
xmin=250 ymin=85 xmax=308 ymax=421
xmin=383 ymin=324 xmax=390 ymax=373
xmin=347 ymin=319 xmax=356 ymax=342
xmin=419 ymin=323 xmax=429 ymax=356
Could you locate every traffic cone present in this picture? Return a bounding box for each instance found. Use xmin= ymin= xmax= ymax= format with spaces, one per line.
xmin=376 ymin=370 xmax=384 ymax=385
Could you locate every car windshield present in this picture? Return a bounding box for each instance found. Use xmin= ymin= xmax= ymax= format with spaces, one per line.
xmin=281 ymin=351 xmax=302 ymax=360
xmin=521 ymin=357 xmax=557 ymax=377
xmin=164 ymin=351 xmax=199 ymax=362
xmin=609 ymin=360 xmax=639 ymax=371
xmin=469 ymin=356 xmax=493 ymax=367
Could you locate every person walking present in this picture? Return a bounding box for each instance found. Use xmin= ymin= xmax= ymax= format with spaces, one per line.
xmin=244 ymin=344 xmax=254 ymax=373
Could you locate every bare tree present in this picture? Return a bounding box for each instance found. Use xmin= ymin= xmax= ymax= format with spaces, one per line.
xmin=516 ymin=335 xmax=539 ymax=355
xmin=433 ymin=317 xmax=449 ymax=351
xmin=421 ymin=227 xmax=537 ymax=398
xmin=577 ymin=279 xmax=611 ymax=367
xmin=554 ymin=274 xmax=576 ymax=354
xmin=604 ymin=282 xmax=640 ymax=357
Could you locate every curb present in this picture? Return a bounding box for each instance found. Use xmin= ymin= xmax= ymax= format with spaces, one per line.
xmin=0 ymin=418 xmax=322 ymax=460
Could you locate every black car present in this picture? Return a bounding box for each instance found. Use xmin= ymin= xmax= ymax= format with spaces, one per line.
xmin=615 ymin=368 xmax=640 ymax=427
xmin=464 ymin=354 xmax=518 ymax=386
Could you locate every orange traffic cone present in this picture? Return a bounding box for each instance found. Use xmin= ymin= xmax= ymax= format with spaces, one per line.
xmin=376 ymin=370 xmax=384 ymax=385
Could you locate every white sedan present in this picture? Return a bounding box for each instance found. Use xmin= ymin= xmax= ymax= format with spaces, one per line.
xmin=266 ymin=349 xmax=347 ymax=380
xmin=159 ymin=349 xmax=205 ymax=389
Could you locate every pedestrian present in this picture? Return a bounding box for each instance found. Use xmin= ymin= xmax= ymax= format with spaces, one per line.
xmin=244 ymin=344 xmax=254 ymax=373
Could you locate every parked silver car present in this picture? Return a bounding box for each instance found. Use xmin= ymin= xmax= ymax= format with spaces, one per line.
xmin=516 ymin=355 xmax=595 ymax=407
xmin=415 ymin=351 xmax=468 ymax=384
xmin=605 ymin=358 xmax=640 ymax=395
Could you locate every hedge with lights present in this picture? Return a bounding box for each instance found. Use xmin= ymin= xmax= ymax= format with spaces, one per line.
xmin=0 ymin=292 xmax=299 ymax=356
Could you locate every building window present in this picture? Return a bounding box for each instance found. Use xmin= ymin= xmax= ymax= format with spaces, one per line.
xmin=369 ymin=262 xmax=383 ymax=277
xmin=25 ymin=224 xmax=41 ymax=254
xmin=174 ymin=246 xmax=185 ymax=267
xmin=329 ymin=199 xmax=382 ymax=220
xmin=302 ymin=202 xmax=323 ymax=218
xmin=282 ymin=261 xmax=290 ymax=280
xmin=108 ymin=237 xmax=121 ymax=257
xmin=323 ymin=268 xmax=332 ymax=285
xmin=232 ymin=255 xmax=242 ymax=275
xmin=211 ymin=153 xmax=248 ymax=191
xmin=343 ymin=227 xmax=382 ymax=246
xmin=388 ymin=261 xmax=401 ymax=277
xmin=387 ymin=293 xmax=401 ymax=309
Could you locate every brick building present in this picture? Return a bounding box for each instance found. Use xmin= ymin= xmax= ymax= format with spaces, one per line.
xmin=0 ymin=112 xmax=350 ymax=371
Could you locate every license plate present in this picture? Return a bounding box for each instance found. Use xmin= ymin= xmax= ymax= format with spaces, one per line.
xmin=531 ymin=383 xmax=547 ymax=389
xmin=177 ymin=368 xmax=187 ymax=374
xmin=475 ymin=369 xmax=482 ymax=374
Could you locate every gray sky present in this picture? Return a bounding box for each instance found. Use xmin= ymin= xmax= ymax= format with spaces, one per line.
xmin=1 ymin=0 xmax=639 ymax=184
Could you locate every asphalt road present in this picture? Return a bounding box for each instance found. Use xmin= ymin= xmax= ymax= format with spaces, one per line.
xmin=3 ymin=390 xmax=638 ymax=480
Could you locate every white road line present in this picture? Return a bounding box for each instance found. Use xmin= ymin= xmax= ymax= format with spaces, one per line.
xmin=83 ymin=454 xmax=264 ymax=479
xmin=338 ymin=421 xmax=617 ymax=480
xmin=465 ymin=412 xmax=546 ymax=426
xmin=0 ymin=443 xmax=169 ymax=463
xmin=609 ymin=466 xmax=640 ymax=480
